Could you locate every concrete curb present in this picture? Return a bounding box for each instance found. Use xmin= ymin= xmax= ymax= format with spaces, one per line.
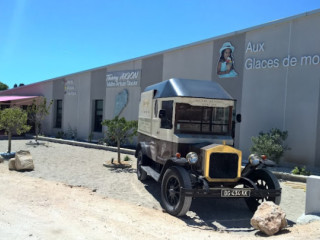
xmin=29 ymin=135 xmax=136 ymax=155
xmin=26 ymin=135 xmax=309 ymax=183
xmin=272 ymin=171 xmax=308 ymax=183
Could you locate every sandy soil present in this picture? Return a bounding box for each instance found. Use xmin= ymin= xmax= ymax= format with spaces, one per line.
xmin=0 ymin=139 xmax=319 ymax=239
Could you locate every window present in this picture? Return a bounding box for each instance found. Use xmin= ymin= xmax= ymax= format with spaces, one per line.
xmin=0 ymin=105 xmax=9 ymax=110
xmin=175 ymin=103 xmax=232 ymax=135
xmin=55 ymin=100 xmax=62 ymax=128
xmin=93 ymin=100 xmax=103 ymax=132
xmin=160 ymin=100 xmax=173 ymax=129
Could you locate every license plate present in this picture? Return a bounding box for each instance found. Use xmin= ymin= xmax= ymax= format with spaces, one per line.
xmin=221 ymin=189 xmax=251 ymax=197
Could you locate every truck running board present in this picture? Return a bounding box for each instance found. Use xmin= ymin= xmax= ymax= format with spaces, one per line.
xmin=141 ymin=166 xmax=160 ymax=182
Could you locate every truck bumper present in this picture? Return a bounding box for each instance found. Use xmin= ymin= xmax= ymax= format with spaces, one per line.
xmin=181 ymin=187 xmax=282 ymax=198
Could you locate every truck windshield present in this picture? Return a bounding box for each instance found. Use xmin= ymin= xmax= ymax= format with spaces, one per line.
xmin=175 ymin=103 xmax=232 ymax=135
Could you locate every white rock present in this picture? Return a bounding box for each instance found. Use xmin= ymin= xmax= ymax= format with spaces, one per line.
xmin=250 ymin=201 xmax=287 ymax=236
xmin=15 ymin=150 xmax=34 ymax=171
xmin=8 ymin=158 xmax=16 ymax=170
xmin=297 ymin=214 xmax=320 ymax=224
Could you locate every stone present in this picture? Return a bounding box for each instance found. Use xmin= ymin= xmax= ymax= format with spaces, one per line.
xmin=15 ymin=150 xmax=34 ymax=171
xmin=8 ymin=158 xmax=16 ymax=170
xmin=250 ymin=201 xmax=287 ymax=236
xmin=0 ymin=155 xmax=4 ymax=163
xmin=297 ymin=214 xmax=320 ymax=224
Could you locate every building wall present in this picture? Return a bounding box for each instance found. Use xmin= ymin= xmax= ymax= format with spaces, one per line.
xmin=105 ymin=60 xmax=142 ymax=121
xmin=240 ymin=22 xmax=291 ymax=161
xmin=62 ymin=72 xmax=91 ymax=140
xmin=141 ymin=54 xmax=163 ymax=90
xmin=90 ymin=68 xmax=107 ymax=139
xmin=212 ymin=33 xmax=246 ymax=148
xmin=162 ymin=42 xmax=213 ymax=81
xmin=240 ymin=13 xmax=320 ymax=166
xmin=285 ymin=13 xmax=320 ymax=166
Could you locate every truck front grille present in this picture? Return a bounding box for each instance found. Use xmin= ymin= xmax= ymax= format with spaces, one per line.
xmin=209 ymin=153 xmax=239 ymax=179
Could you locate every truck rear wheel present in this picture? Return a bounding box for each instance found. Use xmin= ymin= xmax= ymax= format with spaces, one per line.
xmin=137 ymin=150 xmax=147 ymax=181
xmin=245 ymin=169 xmax=281 ymax=212
xmin=161 ymin=166 xmax=192 ymax=216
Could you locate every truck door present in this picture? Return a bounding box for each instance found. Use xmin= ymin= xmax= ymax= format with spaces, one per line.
xmin=155 ymin=100 xmax=174 ymax=163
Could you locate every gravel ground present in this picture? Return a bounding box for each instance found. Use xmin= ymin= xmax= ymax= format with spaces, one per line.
xmin=0 ymin=139 xmax=319 ymax=239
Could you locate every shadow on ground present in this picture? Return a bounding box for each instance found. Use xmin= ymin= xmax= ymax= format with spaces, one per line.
xmin=140 ymin=177 xmax=259 ymax=232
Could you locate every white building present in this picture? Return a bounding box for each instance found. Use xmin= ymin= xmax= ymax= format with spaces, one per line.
xmin=1 ymin=9 xmax=320 ymax=168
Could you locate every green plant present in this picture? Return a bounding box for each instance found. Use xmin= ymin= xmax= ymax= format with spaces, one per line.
xmin=300 ymin=166 xmax=311 ymax=176
xmin=250 ymin=128 xmax=289 ymax=164
xmin=291 ymin=166 xmax=300 ymax=175
xmin=88 ymin=132 xmax=94 ymax=143
xmin=292 ymin=166 xmax=311 ymax=176
xmin=0 ymin=82 xmax=8 ymax=91
xmin=0 ymin=107 xmax=31 ymax=153
xmin=66 ymin=125 xmax=77 ymax=140
xmin=27 ymin=98 xmax=53 ymax=142
xmin=124 ymin=155 xmax=131 ymax=161
xmin=104 ymin=135 xmax=117 ymax=146
xmin=101 ymin=116 xmax=137 ymax=164
xmin=56 ymin=131 xmax=65 ymax=139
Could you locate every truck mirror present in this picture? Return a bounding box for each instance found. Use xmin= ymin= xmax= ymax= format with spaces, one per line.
xmin=159 ymin=109 xmax=166 ymax=118
xmin=236 ymin=114 xmax=242 ymax=123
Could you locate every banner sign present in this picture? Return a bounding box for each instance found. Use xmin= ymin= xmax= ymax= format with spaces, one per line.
xmin=106 ymin=70 xmax=141 ymax=87
xmin=64 ymin=79 xmax=77 ymax=96
xmin=245 ymin=41 xmax=320 ymax=70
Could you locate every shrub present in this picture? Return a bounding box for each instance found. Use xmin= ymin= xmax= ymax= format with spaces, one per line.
xmin=88 ymin=132 xmax=94 ymax=143
xmin=66 ymin=125 xmax=77 ymax=140
xmin=56 ymin=131 xmax=65 ymax=139
xmin=291 ymin=166 xmax=311 ymax=176
xmin=250 ymin=128 xmax=289 ymax=164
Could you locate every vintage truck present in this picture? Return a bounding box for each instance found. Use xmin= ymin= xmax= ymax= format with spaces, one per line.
xmin=135 ymin=78 xmax=281 ymax=216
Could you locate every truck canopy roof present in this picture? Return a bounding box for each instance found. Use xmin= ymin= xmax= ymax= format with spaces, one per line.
xmin=144 ymin=78 xmax=234 ymax=100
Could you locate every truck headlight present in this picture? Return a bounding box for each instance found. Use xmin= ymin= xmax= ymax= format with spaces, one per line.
xmin=248 ymin=154 xmax=260 ymax=166
xmin=186 ymin=152 xmax=198 ymax=164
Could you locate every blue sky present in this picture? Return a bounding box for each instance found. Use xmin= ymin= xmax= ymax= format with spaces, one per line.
xmin=0 ymin=0 xmax=319 ymax=88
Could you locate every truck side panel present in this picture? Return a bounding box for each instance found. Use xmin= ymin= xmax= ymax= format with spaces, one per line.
xmin=138 ymin=90 xmax=154 ymax=135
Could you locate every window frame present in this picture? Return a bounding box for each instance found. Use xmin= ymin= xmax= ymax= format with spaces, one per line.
xmin=55 ymin=100 xmax=63 ymax=128
xmin=174 ymin=103 xmax=232 ymax=136
xmin=93 ymin=100 xmax=103 ymax=132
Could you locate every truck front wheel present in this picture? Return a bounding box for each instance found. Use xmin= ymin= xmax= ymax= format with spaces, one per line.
xmin=245 ymin=169 xmax=281 ymax=212
xmin=161 ymin=166 xmax=192 ymax=216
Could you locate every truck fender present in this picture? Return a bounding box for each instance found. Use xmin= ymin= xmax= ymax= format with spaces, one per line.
xmin=159 ymin=157 xmax=189 ymax=182
xmin=135 ymin=142 xmax=152 ymax=159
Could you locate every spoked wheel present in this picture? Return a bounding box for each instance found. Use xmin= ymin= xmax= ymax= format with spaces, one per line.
xmin=136 ymin=150 xmax=147 ymax=181
xmin=161 ymin=166 xmax=192 ymax=217
xmin=245 ymin=169 xmax=281 ymax=212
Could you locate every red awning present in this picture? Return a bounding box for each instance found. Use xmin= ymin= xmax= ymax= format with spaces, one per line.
xmin=0 ymin=96 xmax=40 ymax=102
